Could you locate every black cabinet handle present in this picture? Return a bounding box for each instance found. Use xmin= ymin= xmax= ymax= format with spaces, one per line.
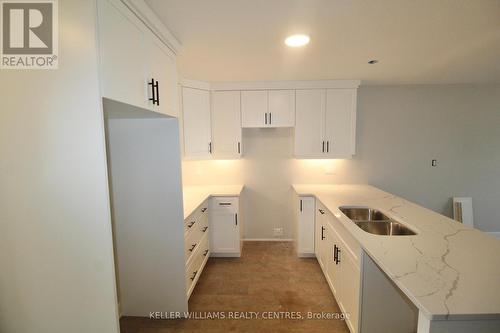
xmin=318 ymin=209 xmax=325 ymax=215
xmin=201 ymin=208 xmax=207 ymax=213
xmin=235 ymin=213 xmax=238 ymax=226
xmin=202 ymin=226 xmax=208 ymax=232
xmin=326 ymin=141 xmax=329 ymax=153
xmin=155 ymin=80 xmax=160 ymax=106
xmin=190 ymin=270 xmax=198 ymax=281
xmin=238 ymin=142 xmax=241 ymax=154
xmin=322 ymin=141 xmax=325 ymax=153
xmin=300 ymin=199 xmax=303 ymax=212
xmin=189 ymin=243 xmax=197 ymax=252
xmin=265 ymin=113 xmax=268 ymax=125
xmin=209 ymin=142 xmax=212 ymax=154
xmin=334 ymin=245 xmax=338 ymax=262
xmin=321 ymin=226 xmax=325 ymax=240
xmin=203 ymin=249 xmax=209 ymax=256
xmin=335 ymin=246 xmax=341 ymax=265
xmin=187 ymin=221 xmax=196 ymax=228
xmin=269 ymin=112 xmax=272 ymax=124
xmin=219 ymin=202 xmax=232 ymax=206
xmin=148 ymin=78 xmax=156 ymax=104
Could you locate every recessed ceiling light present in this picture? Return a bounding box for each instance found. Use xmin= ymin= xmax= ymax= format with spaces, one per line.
xmin=368 ymin=60 xmax=379 ymax=64
xmin=285 ymin=34 xmax=310 ymax=47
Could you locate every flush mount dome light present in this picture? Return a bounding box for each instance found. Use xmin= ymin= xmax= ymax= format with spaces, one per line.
xmin=285 ymin=34 xmax=310 ymax=47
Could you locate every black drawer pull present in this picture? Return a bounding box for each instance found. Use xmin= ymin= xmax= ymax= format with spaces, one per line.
xmin=190 ymin=270 xmax=198 ymax=281
xmin=201 ymin=207 xmax=207 ymax=212
xmin=203 ymin=249 xmax=209 ymax=256
xmin=189 ymin=243 xmax=197 ymax=252
xmin=219 ymin=202 xmax=232 ymax=206
xmin=187 ymin=221 xmax=196 ymax=228
xmin=319 ymin=209 xmax=325 ymax=215
xmin=202 ymin=226 xmax=208 ymax=232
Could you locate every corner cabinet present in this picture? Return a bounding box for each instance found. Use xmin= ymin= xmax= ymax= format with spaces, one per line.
xmin=97 ymin=0 xmax=178 ymax=117
xmin=295 ymin=89 xmax=357 ymax=159
xmin=182 ymin=87 xmax=212 ymax=159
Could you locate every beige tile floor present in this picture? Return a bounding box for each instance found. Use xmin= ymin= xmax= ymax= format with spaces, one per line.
xmin=120 ymin=241 xmax=350 ymax=333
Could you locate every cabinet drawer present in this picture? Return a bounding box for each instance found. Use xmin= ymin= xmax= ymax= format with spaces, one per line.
xmin=186 ymin=234 xmax=210 ymax=297
xmin=184 ymin=200 xmax=209 ymax=234
xmin=210 ymin=197 xmax=238 ymax=212
xmin=185 ymin=225 xmax=203 ymax=264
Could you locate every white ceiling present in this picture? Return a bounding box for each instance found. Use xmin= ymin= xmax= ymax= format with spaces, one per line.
xmin=145 ymin=0 xmax=500 ymax=85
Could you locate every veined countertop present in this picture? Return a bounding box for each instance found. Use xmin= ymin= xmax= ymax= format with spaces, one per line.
xmin=293 ymin=184 xmax=500 ymax=321
xmin=182 ymin=185 xmax=243 ymax=219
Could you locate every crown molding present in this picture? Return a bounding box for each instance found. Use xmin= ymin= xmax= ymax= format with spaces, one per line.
xmin=121 ymin=0 xmax=182 ymax=54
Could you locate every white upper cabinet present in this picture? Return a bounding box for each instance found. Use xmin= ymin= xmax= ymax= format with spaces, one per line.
xmin=182 ymin=87 xmax=211 ymax=159
xmin=295 ymin=90 xmax=326 ymax=157
xmin=268 ymin=90 xmax=296 ymax=127
xmin=97 ymin=0 xmax=178 ymax=117
xmin=211 ymin=91 xmax=242 ymax=159
xmin=294 ymin=88 xmax=357 ymax=159
xmin=98 ymin=0 xmax=147 ymax=110
xmin=241 ymin=90 xmax=268 ymax=127
xmin=324 ymin=89 xmax=357 ymax=157
xmin=147 ymin=36 xmax=179 ymax=117
xmin=241 ymin=90 xmax=295 ymax=128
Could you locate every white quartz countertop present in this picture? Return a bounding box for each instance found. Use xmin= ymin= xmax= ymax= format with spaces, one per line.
xmin=182 ymin=185 xmax=243 ymax=219
xmin=293 ymin=184 xmax=500 ymax=320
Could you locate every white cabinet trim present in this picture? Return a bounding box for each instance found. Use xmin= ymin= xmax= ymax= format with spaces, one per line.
xmin=121 ymin=0 xmax=182 ymax=54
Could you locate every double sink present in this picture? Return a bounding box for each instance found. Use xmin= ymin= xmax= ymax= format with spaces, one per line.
xmin=339 ymin=207 xmax=416 ymax=236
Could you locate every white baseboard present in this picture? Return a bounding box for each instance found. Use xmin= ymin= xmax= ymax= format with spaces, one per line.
xmin=488 ymin=232 xmax=500 ymax=240
xmin=243 ymin=238 xmax=293 ymax=242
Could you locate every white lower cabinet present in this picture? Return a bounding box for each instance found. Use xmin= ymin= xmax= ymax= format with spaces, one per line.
xmin=209 ymin=197 xmax=241 ymax=256
xmin=184 ymin=196 xmax=241 ymax=298
xmin=296 ymin=196 xmax=315 ymax=256
xmin=184 ymin=200 xmax=210 ymax=298
xmin=315 ymin=200 xmax=361 ymax=333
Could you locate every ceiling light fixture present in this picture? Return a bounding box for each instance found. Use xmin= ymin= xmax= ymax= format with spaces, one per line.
xmin=368 ymin=60 xmax=379 ymax=64
xmin=285 ymin=34 xmax=310 ymax=47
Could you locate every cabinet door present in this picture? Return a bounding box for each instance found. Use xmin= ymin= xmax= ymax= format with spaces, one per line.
xmin=298 ymin=197 xmax=315 ymax=255
xmin=295 ymin=89 xmax=326 ymax=158
xmin=210 ymin=211 xmax=240 ymax=253
xmin=97 ymin=0 xmax=147 ymax=109
xmin=339 ymin=244 xmax=360 ymax=333
xmin=241 ymin=90 xmax=268 ymax=128
xmin=211 ymin=91 xmax=242 ymax=158
xmin=268 ymin=90 xmax=295 ymax=127
xmin=324 ymin=89 xmax=356 ymax=157
xmin=147 ymin=37 xmax=179 ymax=117
xmin=182 ymin=87 xmax=211 ymax=159
xmin=326 ymin=224 xmax=341 ymax=296
xmin=315 ymin=203 xmax=328 ymax=268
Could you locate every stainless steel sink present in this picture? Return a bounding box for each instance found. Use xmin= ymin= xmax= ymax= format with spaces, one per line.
xmin=354 ymin=221 xmax=416 ymax=236
xmin=339 ymin=206 xmax=416 ymax=236
xmin=339 ymin=207 xmax=390 ymax=221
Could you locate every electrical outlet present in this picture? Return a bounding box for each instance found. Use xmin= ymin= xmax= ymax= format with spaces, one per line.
xmin=431 ymin=159 xmax=437 ymax=167
xmin=273 ymin=227 xmax=283 ymax=237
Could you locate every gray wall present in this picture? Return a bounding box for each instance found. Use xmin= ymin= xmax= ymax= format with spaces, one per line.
xmin=182 ymin=84 xmax=500 ymax=238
